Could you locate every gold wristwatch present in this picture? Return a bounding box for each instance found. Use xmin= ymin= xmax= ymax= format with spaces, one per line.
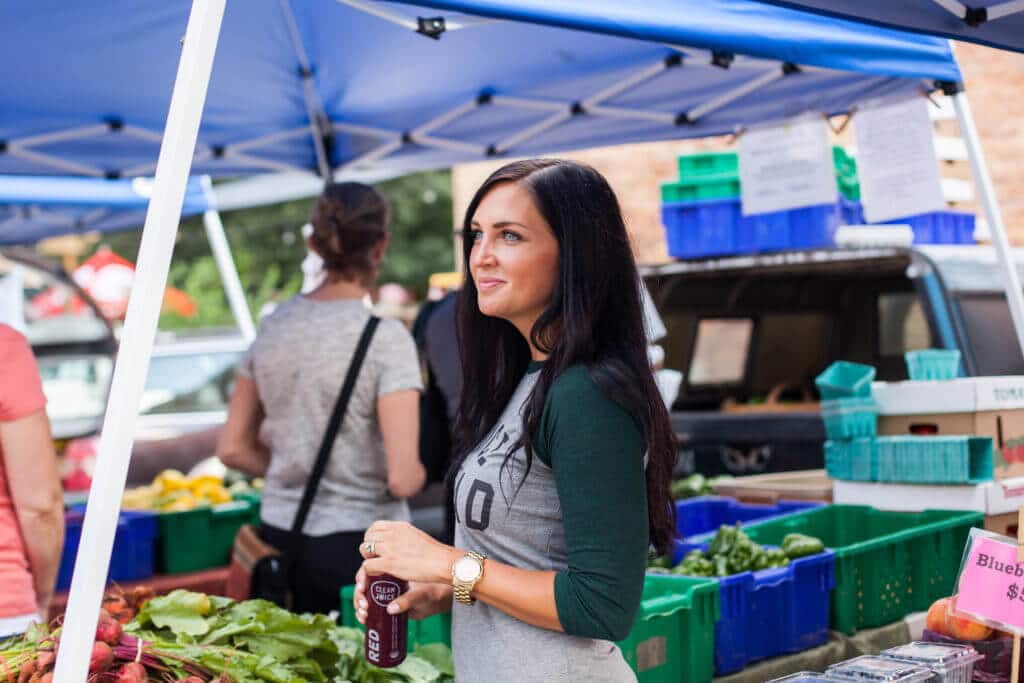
xmin=451 ymin=551 xmax=487 ymax=605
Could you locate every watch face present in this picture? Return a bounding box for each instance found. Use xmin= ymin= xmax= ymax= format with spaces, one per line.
xmin=454 ymin=556 xmax=481 ymax=582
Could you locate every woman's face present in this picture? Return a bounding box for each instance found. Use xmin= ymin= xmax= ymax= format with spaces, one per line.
xmin=469 ymin=182 xmax=559 ymax=342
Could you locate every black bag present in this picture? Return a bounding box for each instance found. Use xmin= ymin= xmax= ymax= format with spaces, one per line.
xmin=241 ymin=316 xmax=380 ymax=608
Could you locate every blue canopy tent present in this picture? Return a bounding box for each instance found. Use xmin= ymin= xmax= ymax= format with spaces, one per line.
xmin=0 ymin=175 xmax=208 ymax=245
xmin=0 ymin=175 xmax=256 ymax=339
xmin=738 ymin=0 xmax=1024 ymax=54
xmin=2 ymin=1 xmax=975 ymax=677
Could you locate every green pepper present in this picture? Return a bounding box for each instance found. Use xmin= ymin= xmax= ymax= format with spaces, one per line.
xmin=648 ymin=553 xmax=673 ymax=569
xmin=708 ymin=524 xmax=739 ymax=556
xmin=713 ymin=555 xmax=731 ymax=577
xmin=782 ymin=533 xmax=825 ymax=559
xmin=670 ymin=474 xmax=707 ymax=500
xmin=762 ymin=548 xmax=790 ymax=568
xmin=646 ymin=567 xmax=672 ymax=575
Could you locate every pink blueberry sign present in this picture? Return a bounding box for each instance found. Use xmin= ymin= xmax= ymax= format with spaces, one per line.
xmin=956 ymin=536 xmax=1024 ymax=634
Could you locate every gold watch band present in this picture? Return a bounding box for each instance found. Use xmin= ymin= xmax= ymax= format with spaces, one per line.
xmin=453 ymin=551 xmax=486 ymax=605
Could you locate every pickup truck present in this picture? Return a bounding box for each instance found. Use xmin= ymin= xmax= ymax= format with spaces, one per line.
xmin=640 ymin=245 xmax=1024 ymax=478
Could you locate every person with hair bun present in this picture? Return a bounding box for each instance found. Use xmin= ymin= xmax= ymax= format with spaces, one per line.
xmin=352 ymin=160 xmax=678 ymax=681
xmin=219 ymin=182 xmax=426 ymax=615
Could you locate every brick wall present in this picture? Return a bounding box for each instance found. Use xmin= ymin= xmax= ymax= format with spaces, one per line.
xmin=452 ymin=43 xmax=1024 ymax=265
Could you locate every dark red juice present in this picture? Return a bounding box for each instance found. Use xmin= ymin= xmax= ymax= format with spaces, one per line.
xmin=364 ymin=573 xmax=408 ymax=668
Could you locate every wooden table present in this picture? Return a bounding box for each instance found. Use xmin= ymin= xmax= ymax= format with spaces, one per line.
xmin=49 ymin=565 xmax=229 ymax=620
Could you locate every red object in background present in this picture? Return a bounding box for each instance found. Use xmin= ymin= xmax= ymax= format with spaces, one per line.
xmin=30 ymin=246 xmax=197 ymax=322
xmin=61 ymin=436 xmax=98 ymax=491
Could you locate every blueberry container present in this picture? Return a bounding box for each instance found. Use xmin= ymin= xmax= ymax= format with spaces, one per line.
xmin=881 ymin=642 xmax=983 ymax=683
xmin=821 ymin=397 xmax=877 ymax=440
xmin=769 ymin=674 xmax=833 ymax=683
xmin=826 ymin=656 xmax=934 ymax=682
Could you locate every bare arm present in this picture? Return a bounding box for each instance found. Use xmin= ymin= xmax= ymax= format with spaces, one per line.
xmin=217 ymin=376 xmax=271 ymax=477
xmin=1 ymin=408 xmax=64 ymax=615
xmin=377 ymin=389 xmax=425 ymax=499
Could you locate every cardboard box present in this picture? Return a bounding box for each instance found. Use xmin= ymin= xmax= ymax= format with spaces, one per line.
xmin=872 ymin=377 xmax=1024 ymax=480
xmin=833 ymin=478 xmax=1024 ymax=515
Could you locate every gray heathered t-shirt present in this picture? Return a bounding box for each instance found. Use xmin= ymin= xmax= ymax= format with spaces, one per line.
xmin=238 ymin=296 xmax=423 ymax=536
xmin=451 ymin=371 xmax=637 ymax=682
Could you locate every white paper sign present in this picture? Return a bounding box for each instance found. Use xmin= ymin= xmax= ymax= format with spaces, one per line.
xmin=739 ymin=115 xmax=836 ymax=216
xmin=854 ymin=96 xmax=946 ymax=223
xmin=0 ymin=267 xmax=26 ymax=335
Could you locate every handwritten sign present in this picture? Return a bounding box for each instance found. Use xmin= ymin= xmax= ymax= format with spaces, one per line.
xmin=957 ymin=536 xmax=1024 ymax=634
xmin=854 ymin=96 xmax=946 ymax=223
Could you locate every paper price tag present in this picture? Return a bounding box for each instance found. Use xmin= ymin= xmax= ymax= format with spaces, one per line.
xmin=957 ymin=536 xmax=1024 ymax=634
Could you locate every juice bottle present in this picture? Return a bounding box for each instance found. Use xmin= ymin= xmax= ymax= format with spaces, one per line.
xmin=364 ymin=573 xmax=408 ymax=668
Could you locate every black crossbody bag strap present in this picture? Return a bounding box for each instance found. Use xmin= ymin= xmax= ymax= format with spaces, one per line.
xmin=290 ymin=316 xmax=380 ymax=537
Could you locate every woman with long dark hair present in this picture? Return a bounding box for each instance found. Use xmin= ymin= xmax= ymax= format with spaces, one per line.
xmin=353 ymin=160 xmax=676 ymax=681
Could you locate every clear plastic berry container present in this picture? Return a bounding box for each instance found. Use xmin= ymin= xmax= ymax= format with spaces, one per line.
xmin=826 ymin=656 xmax=934 ymax=682
xmin=881 ymin=642 xmax=984 ymax=683
xmin=769 ymin=673 xmax=835 ymax=683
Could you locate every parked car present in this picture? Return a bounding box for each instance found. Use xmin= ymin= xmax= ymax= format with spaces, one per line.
xmin=0 ymin=247 xmax=117 ymax=441
xmin=641 ymin=244 xmax=1024 ymax=477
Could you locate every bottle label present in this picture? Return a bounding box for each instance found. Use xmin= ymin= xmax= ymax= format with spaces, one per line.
xmin=370 ymin=579 xmax=402 ymax=608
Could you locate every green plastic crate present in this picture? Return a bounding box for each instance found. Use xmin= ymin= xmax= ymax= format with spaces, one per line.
xmin=618 ymin=574 xmax=719 ymax=683
xmin=677 ymin=152 xmax=738 ymax=179
xmin=741 ymin=505 xmax=983 ymax=635
xmin=157 ymin=499 xmax=254 ymax=574
xmin=340 ymin=584 xmax=452 ymax=649
xmin=661 ymin=174 xmax=741 ymax=202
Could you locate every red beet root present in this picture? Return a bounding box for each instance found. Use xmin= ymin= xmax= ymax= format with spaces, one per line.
xmin=115 ymin=662 xmax=147 ymax=683
xmin=17 ymin=660 xmax=34 ymax=683
xmin=175 ymin=677 xmax=204 ymax=683
xmin=39 ymin=674 xmax=53 ymax=683
xmin=89 ymin=641 xmax=114 ymax=673
xmin=35 ymin=652 xmax=55 ymax=671
xmin=96 ymin=610 xmax=123 ymax=645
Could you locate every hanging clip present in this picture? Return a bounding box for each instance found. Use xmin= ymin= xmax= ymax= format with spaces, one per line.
xmin=826 ymin=110 xmax=855 ymax=136
xmin=417 ymin=16 xmax=446 ymax=39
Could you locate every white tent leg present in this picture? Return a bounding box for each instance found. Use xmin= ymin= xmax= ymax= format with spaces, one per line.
xmin=53 ymin=2 xmax=227 ymax=681
xmin=200 ymin=176 xmax=257 ymax=342
xmin=952 ymin=90 xmax=1024 ymax=358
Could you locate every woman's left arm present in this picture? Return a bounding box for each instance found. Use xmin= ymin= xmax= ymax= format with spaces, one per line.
xmin=217 ymin=375 xmax=271 ymax=476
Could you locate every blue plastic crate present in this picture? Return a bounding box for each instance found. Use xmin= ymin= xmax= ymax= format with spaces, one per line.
xmin=824 ymin=439 xmax=876 ymax=481
xmin=58 ymin=507 xmax=158 ymax=590
xmin=905 ymin=349 xmax=962 ymax=381
xmin=665 ymin=544 xmax=835 ymax=675
xmin=875 ymin=436 xmax=994 ymax=484
xmin=788 ymin=203 xmax=840 ymax=249
xmin=840 ymin=198 xmax=865 ymax=225
xmin=742 ymin=209 xmax=790 ymax=253
xmin=881 ymin=211 xmax=976 ymax=245
xmin=676 ymin=497 xmax=821 ymax=540
xmin=662 ymin=199 xmax=740 ymax=259
xmin=815 ymin=361 xmax=876 ymax=400
xmin=821 ymin=397 xmax=877 ymax=440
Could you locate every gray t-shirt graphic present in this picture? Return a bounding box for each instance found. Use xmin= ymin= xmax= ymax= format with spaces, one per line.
xmin=451 ymin=370 xmax=637 ymax=682
xmin=239 ymin=296 xmax=422 ymax=536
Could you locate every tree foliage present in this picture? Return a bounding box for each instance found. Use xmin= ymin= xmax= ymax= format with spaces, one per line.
xmin=97 ymin=170 xmax=454 ymax=330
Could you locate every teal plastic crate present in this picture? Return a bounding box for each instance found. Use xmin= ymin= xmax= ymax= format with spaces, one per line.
xmin=821 ymin=398 xmax=877 ymax=440
xmin=875 ymin=436 xmax=994 ymax=484
xmin=677 ymin=151 xmax=738 ymax=179
xmin=815 ymin=361 xmax=875 ymax=399
xmin=661 ymin=174 xmax=741 ymax=202
xmin=905 ymin=350 xmax=962 ymax=381
xmin=824 ymin=439 xmax=876 ymax=481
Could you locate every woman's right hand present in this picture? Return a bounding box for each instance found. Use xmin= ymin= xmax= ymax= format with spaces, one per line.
xmin=353 ymin=566 xmax=453 ymax=623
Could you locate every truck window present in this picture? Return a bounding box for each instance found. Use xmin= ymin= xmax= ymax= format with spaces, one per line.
xmin=955 ymin=293 xmax=1024 ymax=375
xmin=688 ymin=318 xmax=754 ymax=386
xmin=878 ymin=292 xmax=931 ymax=357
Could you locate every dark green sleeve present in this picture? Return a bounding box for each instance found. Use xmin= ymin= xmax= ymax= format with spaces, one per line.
xmin=535 ymin=365 xmax=649 ymax=642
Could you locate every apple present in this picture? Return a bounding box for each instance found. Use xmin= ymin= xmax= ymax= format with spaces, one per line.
xmin=926 ymin=597 xmax=951 ymax=636
xmin=946 ymin=597 xmax=993 ymax=641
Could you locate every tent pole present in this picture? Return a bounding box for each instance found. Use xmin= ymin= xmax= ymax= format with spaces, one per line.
xmin=200 ymin=176 xmax=256 ymax=342
xmin=952 ymin=89 xmax=1024 ymax=358
xmin=53 ymin=1 xmax=227 ymax=681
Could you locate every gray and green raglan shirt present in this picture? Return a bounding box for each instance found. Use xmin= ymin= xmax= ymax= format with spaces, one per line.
xmin=451 ymin=363 xmax=648 ymax=682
